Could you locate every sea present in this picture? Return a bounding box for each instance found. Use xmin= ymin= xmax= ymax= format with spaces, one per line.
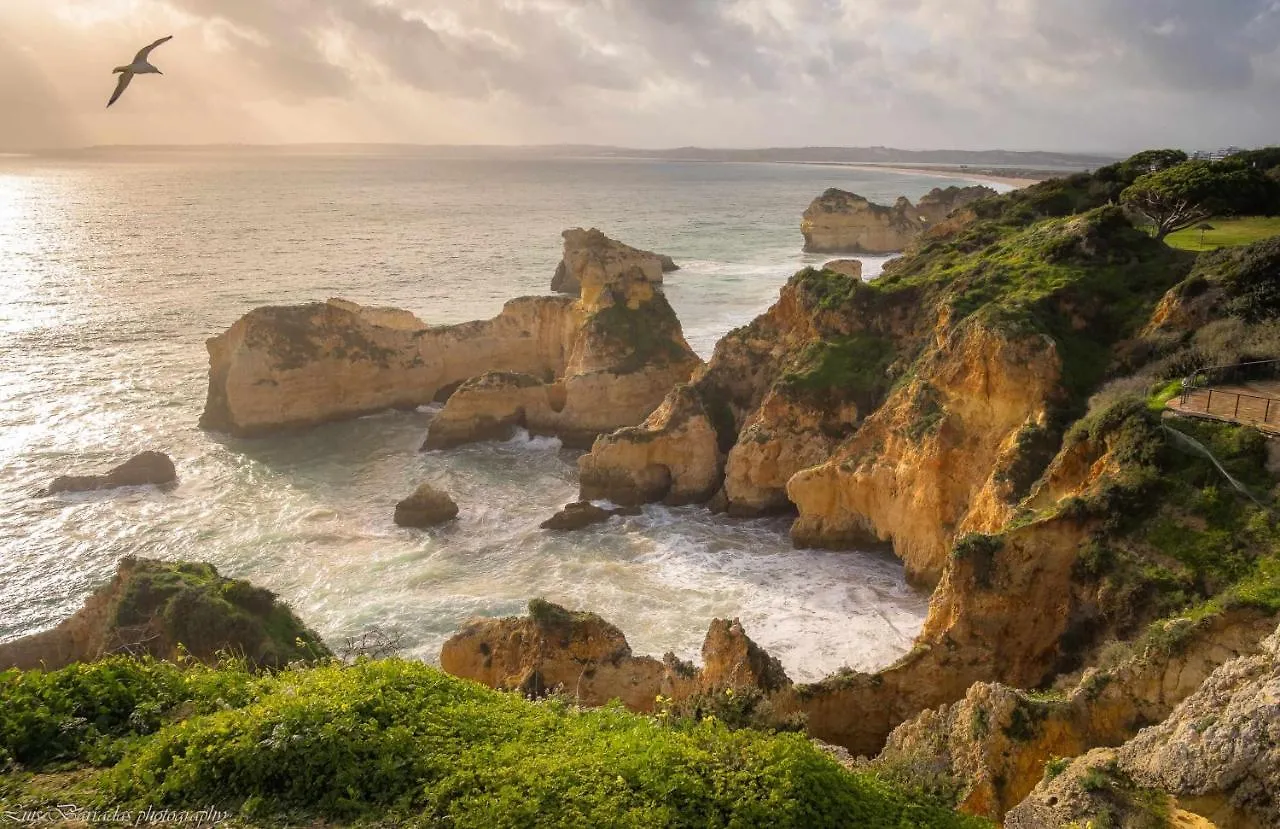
xmin=0 ymin=150 xmax=1010 ymax=681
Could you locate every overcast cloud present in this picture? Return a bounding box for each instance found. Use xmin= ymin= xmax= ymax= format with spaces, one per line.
xmin=1 ymin=0 xmax=1277 ymax=152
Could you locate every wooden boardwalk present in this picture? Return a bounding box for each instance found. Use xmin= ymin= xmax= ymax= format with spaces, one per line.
xmin=1167 ymin=380 xmax=1280 ymax=434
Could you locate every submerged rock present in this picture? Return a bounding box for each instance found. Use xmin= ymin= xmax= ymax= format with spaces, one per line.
xmin=0 ymin=557 xmax=329 ymax=671
xmin=40 ymin=451 xmax=177 ymax=496
xmin=801 ymin=185 xmax=995 ymax=254
xmin=551 ymin=227 xmax=678 ymax=296
xmin=394 ymin=483 xmax=459 ymax=528
xmin=539 ymin=501 xmax=641 ymax=531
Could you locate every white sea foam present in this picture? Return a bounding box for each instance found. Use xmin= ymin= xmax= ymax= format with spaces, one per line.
xmin=0 ymin=153 xmax=988 ymax=680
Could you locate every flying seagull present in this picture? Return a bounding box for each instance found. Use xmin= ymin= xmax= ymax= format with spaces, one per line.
xmin=107 ymin=35 xmax=173 ymax=108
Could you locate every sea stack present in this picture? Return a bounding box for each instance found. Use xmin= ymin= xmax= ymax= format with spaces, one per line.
xmin=801 ymin=185 xmax=995 ymax=253
xmin=551 ymin=228 xmax=678 ymax=296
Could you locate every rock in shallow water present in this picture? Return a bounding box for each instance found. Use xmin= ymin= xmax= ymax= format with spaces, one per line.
xmin=539 ymin=500 xmax=642 ymax=531
xmin=40 ymin=450 xmax=177 ymax=496
xmin=394 ymin=483 xmax=460 ymax=528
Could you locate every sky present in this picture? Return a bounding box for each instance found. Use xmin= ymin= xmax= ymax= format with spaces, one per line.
xmin=2 ymin=0 xmax=1278 ymax=154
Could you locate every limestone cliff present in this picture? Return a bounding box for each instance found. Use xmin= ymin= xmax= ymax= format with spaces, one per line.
xmin=201 ymin=296 xmax=579 ymax=436
xmin=550 ymin=227 xmax=678 ymax=296
xmin=425 ymin=264 xmax=702 ymax=449
xmin=789 ymin=318 xmax=1063 ymax=584
xmin=578 ymin=384 xmax=723 ymax=505
xmin=577 ymin=265 xmax=913 ymax=514
xmin=1009 ymin=619 xmax=1280 ymax=828
xmin=0 ymin=557 xmax=329 ymax=670
xmin=800 ymin=185 xmax=995 ymax=254
xmin=204 ymin=261 xmax=699 ymax=441
xmin=872 ymin=608 xmax=1279 ymax=821
xmin=439 ymin=600 xmax=790 ymax=712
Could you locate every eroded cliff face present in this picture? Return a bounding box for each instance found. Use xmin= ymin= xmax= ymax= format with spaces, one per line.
xmin=801 ymin=186 xmax=995 ymax=254
xmin=550 ymin=227 xmax=677 ymax=295
xmin=720 ymin=386 xmax=858 ymax=516
xmin=1008 ymin=620 xmax=1280 ymax=829
xmin=204 ymin=258 xmax=700 ymax=442
xmin=201 ymin=296 xmax=580 ymax=436
xmin=425 ymin=263 xmax=702 ymax=450
xmin=577 ymin=266 xmax=919 ymax=513
xmin=873 ymin=609 xmax=1280 ymax=821
xmin=789 ymin=318 xmax=1063 ymax=585
xmin=439 ymin=601 xmax=791 ymax=712
xmin=578 ymin=384 xmax=723 ymax=505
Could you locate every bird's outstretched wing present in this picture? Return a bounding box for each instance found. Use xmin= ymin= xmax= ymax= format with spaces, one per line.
xmin=133 ymin=35 xmax=173 ymax=63
xmin=107 ymin=72 xmax=134 ymax=108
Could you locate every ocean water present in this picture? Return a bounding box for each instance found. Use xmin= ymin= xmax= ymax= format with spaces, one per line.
xmin=0 ymin=151 xmax=1007 ymax=681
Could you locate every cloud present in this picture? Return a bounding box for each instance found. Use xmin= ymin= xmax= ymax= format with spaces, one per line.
xmin=2 ymin=0 xmax=1279 ymax=150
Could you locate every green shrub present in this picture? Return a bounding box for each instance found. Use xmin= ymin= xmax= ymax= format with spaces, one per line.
xmin=1044 ymin=757 xmax=1071 ymax=781
xmin=0 ymin=658 xmax=255 ymax=768
xmin=951 ymin=534 xmax=1003 ymax=589
xmin=779 ymin=333 xmax=897 ymax=412
xmin=17 ymin=659 xmax=991 ymax=828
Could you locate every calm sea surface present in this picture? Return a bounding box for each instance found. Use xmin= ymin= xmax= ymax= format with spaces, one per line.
xmin=0 ymin=151 xmax=1007 ymax=680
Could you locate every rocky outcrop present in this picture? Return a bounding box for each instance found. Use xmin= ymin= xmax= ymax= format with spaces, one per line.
xmin=915 ymin=185 xmax=997 ymax=224
xmin=576 ymin=265 xmax=909 ymax=513
xmin=719 ymin=386 xmax=859 ymax=516
xmin=801 ymin=186 xmax=995 ymax=254
xmin=394 ymin=483 xmax=459 ymax=528
xmin=1010 ymin=621 xmax=1280 ymax=827
xmin=439 ymin=600 xmax=789 ymax=712
xmin=540 ymin=501 xmax=641 ymax=531
xmin=551 ymin=228 xmax=678 ymax=296
xmin=871 ymin=609 xmax=1279 ymax=821
xmin=40 ymin=451 xmax=177 ymax=496
xmin=201 ymin=297 xmax=580 ymax=436
xmin=789 ymin=318 xmax=1063 ymax=585
xmin=822 ymin=259 xmax=864 ymax=279
xmin=423 ymin=263 xmax=702 ymax=449
xmin=204 ymin=256 xmax=699 ymax=440
xmin=0 ymin=557 xmax=329 ymax=671
xmin=422 ymin=372 xmax=559 ymax=449
xmin=578 ymin=385 xmax=723 ymax=506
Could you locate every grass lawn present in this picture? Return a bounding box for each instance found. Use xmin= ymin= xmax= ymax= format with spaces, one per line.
xmin=1165 ymin=216 xmax=1280 ymax=251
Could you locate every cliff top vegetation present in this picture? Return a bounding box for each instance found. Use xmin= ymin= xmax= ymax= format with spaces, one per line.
xmin=0 ymin=656 xmax=991 ymax=828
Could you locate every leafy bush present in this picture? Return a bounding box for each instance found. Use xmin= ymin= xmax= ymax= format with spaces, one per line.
xmin=0 ymin=658 xmax=255 ymax=768
xmin=0 ymin=658 xmax=991 ymax=828
xmin=1220 ymin=236 xmax=1280 ymax=322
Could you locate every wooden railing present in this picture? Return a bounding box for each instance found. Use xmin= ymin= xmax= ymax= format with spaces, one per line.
xmin=1178 ymin=359 xmax=1280 ymax=432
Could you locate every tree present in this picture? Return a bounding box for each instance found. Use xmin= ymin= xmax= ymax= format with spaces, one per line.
xmin=1120 ymin=148 xmax=1188 ymax=178
xmin=1121 ymin=161 xmax=1225 ymax=242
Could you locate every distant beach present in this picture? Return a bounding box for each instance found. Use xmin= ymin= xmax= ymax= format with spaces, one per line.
xmin=791 ymin=161 xmax=1055 ymax=189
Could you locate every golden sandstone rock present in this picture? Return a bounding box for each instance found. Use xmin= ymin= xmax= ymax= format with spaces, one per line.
xmin=551 ymin=227 xmax=678 ymax=295
xmin=801 ymin=185 xmax=995 ymax=254
xmin=439 ymin=600 xmax=790 ymax=713
xmin=202 ymin=253 xmax=700 ymax=444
